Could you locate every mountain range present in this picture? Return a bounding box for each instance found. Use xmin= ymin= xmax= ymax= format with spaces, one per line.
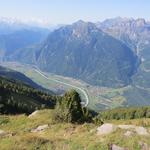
xmin=0 ymin=18 xmax=51 ymax=60
xmin=8 ymin=20 xmax=139 ymax=87
xmin=1 ymin=17 xmax=150 ymax=108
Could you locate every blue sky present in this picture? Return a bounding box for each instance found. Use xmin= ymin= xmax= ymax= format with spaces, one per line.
xmin=0 ymin=0 xmax=149 ymax=24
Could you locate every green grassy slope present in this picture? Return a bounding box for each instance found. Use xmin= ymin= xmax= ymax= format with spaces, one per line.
xmin=0 ymin=109 xmax=150 ymax=150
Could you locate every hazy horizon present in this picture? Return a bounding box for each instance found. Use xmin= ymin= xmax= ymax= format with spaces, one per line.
xmin=0 ymin=0 xmax=149 ymax=25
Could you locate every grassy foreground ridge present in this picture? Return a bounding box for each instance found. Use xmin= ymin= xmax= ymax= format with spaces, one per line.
xmin=1 ymin=109 xmax=150 ymax=150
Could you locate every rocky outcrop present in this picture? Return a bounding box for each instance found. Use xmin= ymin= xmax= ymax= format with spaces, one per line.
xmin=0 ymin=129 xmax=13 ymax=137
xmin=97 ymin=123 xmax=117 ymax=135
xmin=0 ymin=129 xmax=6 ymax=136
xmin=31 ymin=124 xmax=49 ymax=133
xmin=139 ymin=142 xmax=150 ymax=150
xmin=118 ymin=125 xmax=136 ymax=129
xmin=97 ymin=123 xmax=149 ymax=136
xmin=135 ymin=127 xmax=149 ymax=136
xmin=124 ymin=131 xmax=133 ymax=137
xmin=28 ymin=110 xmax=39 ymax=118
xmin=110 ymin=144 xmax=128 ymax=150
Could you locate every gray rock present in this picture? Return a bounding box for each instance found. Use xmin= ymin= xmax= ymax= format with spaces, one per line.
xmin=97 ymin=123 xmax=149 ymax=136
xmin=139 ymin=142 xmax=150 ymax=150
xmin=31 ymin=124 xmax=49 ymax=133
xmin=28 ymin=110 xmax=39 ymax=118
xmin=124 ymin=131 xmax=133 ymax=137
xmin=0 ymin=129 xmax=6 ymax=136
xmin=110 ymin=144 xmax=128 ymax=150
xmin=118 ymin=125 xmax=149 ymax=136
xmin=118 ymin=125 xmax=136 ymax=129
xmin=135 ymin=127 xmax=149 ymax=136
xmin=97 ymin=123 xmax=117 ymax=135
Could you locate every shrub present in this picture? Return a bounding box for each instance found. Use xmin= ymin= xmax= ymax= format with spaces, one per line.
xmin=52 ymin=90 xmax=92 ymax=123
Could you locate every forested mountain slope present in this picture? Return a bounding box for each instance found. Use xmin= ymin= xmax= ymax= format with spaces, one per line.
xmin=0 ymin=76 xmax=57 ymax=114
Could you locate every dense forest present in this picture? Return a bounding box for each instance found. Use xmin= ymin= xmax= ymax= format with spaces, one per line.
xmin=95 ymin=106 xmax=150 ymax=121
xmin=0 ymin=76 xmax=58 ymax=114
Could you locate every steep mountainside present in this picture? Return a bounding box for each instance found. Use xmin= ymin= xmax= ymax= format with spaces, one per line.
xmin=9 ymin=44 xmax=40 ymax=64
xmin=0 ymin=29 xmax=49 ymax=61
xmin=32 ymin=21 xmax=138 ymax=87
xmin=0 ymin=18 xmax=50 ymax=61
xmin=97 ymin=17 xmax=150 ymax=55
xmin=97 ymin=18 xmax=150 ymax=88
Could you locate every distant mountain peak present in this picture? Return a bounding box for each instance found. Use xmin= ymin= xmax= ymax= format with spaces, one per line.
xmin=73 ymin=20 xmax=85 ymax=25
xmin=69 ymin=20 xmax=98 ymax=38
xmin=135 ymin=18 xmax=146 ymax=26
xmin=0 ymin=17 xmax=58 ymax=29
xmin=100 ymin=17 xmax=147 ymax=27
